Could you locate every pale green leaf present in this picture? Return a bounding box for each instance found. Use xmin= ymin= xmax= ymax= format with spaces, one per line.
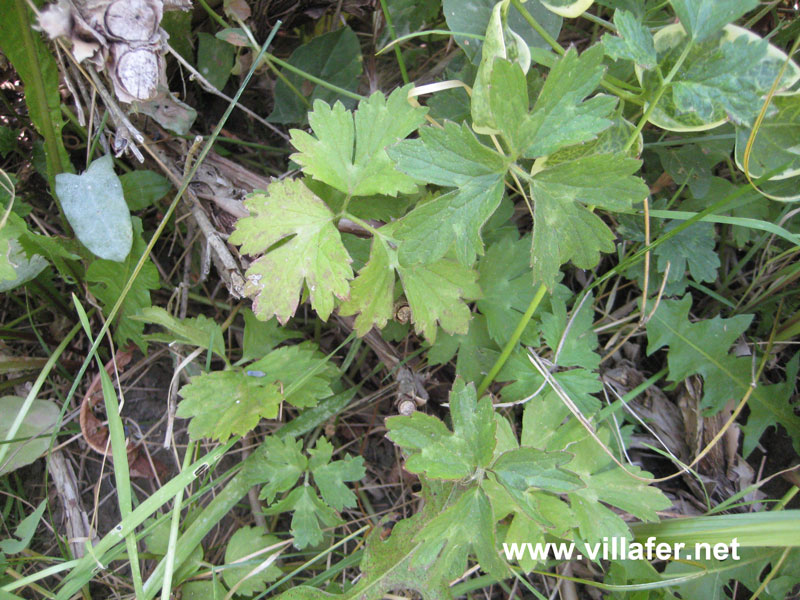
xmin=230 ymin=179 xmax=353 ymax=323
xmin=338 ymin=239 xmax=395 ymax=336
xmin=397 ymin=257 xmax=481 ymax=342
xmin=290 ymin=86 xmax=427 ymax=196
xmin=56 ymin=155 xmax=132 ymax=262
xmin=176 ymin=370 xmax=283 ymax=442
xmin=541 ymin=0 xmax=594 ymax=18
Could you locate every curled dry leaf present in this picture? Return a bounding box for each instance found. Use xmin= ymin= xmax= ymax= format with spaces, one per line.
xmin=79 ymin=348 xmax=167 ymax=479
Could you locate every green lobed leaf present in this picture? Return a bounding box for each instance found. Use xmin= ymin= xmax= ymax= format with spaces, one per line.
xmin=386 ymin=379 xmax=496 ymax=479
xmin=132 ymin=306 xmax=225 ymax=358
xmin=258 ymin=436 xmax=308 ymax=503
xmin=247 ymin=342 xmax=339 ymax=408
xmin=669 ymin=0 xmax=758 ymax=42
xmin=540 ymin=293 xmax=601 ymax=370
xmin=268 ymin=27 xmax=362 ymax=124
xmin=602 ymin=9 xmax=657 ymax=69
xmin=290 ymin=86 xmax=427 ymax=197
xmin=264 ymin=485 xmax=341 ymax=549
xmin=411 ymin=486 xmax=508 ymax=579
xmin=740 ymin=353 xmax=800 ymax=458
xmin=491 ymin=447 xmax=583 ymax=494
xmin=476 ymin=232 xmax=541 ymax=346
xmin=177 ymin=369 xmax=284 ymax=442
xmin=427 ymin=314 xmax=499 ymax=384
xmin=653 ymin=221 xmax=720 ymax=289
xmin=519 ymin=45 xmax=617 ymax=159
xmin=397 ymin=257 xmax=481 ymax=342
xmin=55 ymin=155 xmax=132 ymax=262
xmin=230 ymin=179 xmax=353 ymax=323
xmin=309 ymin=438 xmax=366 ymax=511
xmin=522 ymin=398 xmax=670 ymax=542
xmin=637 ymin=24 xmax=800 ymax=131
xmin=529 ymin=153 xmax=647 ymax=289
xmin=645 ymin=295 xmax=752 ymax=414
xmin=241 ymin=308 xmax=303 ymax=362
xmin=338 ymin=239 xmax=395 ymax=336
xmin=389 ymin=121 xmax=507 ymax=265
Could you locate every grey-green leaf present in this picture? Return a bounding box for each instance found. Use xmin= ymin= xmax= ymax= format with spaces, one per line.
xmin=55 ymin=155 xmax=132 ymax=262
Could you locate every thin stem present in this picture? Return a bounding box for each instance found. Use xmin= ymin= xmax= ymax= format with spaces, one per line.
xmin=267 ymin=54 xmax=364 ymax=101
xmin=378 ymin=0 xmax=410 ymax=84
xmin=477 ymin=282 xmax=547 ymax=397
xmin=624 ymin=39 xmax=694 ymax=152
xmin=510 ymin=0 xmax=564 ymax=56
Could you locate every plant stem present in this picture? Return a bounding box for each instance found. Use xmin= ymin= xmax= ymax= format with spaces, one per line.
xmin=510 ymin=0 xmax=564 ymax=56
xmin=624 ymin=39 xmax=694 ymax=152
xmin=477 ymin=282 xmax=547 ymax=397
xmin=378 ymin=0 xmax=410 ymax=84
xmin=268 ymin=54 xmax=365 ymax=101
